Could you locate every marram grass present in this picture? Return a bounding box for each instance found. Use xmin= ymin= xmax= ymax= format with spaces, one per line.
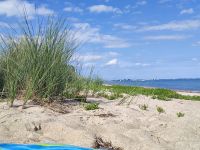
xmin=0 ymin=16 xmax=77 ymax=106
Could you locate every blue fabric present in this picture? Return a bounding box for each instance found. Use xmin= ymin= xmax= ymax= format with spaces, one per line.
xmin=0 ymin=144 xmax=93 ymax=150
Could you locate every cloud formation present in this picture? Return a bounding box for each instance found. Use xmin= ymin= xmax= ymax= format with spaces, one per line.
xmin=144 ymin=35 xmax=189 ymax=40
xmin=64 ymin=7 xmax=83 ymax=13
xmin=88 ymin=5 xmax=122 ymax=14
xmin=0 ymin=0 xmax=54 ymax=18
xmin=180 ymin=8 xmax=194 ymax=15
xmin=77 ymin=54 xmax=102 ymax=62
xmin=139 ymin=20 xmax=200 ymax=31
xmin=105 ymin=58 xmax=118 ymax=66
xmin=73 ymin=22 xmax=131 ymax=48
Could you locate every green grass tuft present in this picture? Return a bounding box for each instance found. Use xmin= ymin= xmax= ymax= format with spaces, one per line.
xmin=177 ymin=112 xmax=185 ymax=117
xmin=84 ymin=102 xmax=99 ymax=110
xmin=0 ymin=15 xmax=77 ymax=106
xmin=139 ymin=104 xmax=148 ymax=110
xmin=157 ymin=106 xmax=165 ymax=114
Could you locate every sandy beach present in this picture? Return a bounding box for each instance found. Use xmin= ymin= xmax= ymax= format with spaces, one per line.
xmin=1 ymin=92 xmax=200 ymax=150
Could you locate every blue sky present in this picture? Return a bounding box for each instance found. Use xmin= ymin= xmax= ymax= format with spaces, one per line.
xmin=0 ymin=0 xmax=200 ymax=80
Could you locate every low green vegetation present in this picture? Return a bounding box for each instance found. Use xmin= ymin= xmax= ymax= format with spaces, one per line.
xmin=97 ymin=92 xmax=123 ymax=100
xmin=84 ymin=102 xmax=99 ymax=110
xmin=177 ymin=112 xmax=185 ymax=117
xmin=139 ymin=104 xmax=148 ymax=110
xmin=94 ymin=85 xmax=200 ymax=101
xmin=157 ymin=106 xmax=165 ymax=114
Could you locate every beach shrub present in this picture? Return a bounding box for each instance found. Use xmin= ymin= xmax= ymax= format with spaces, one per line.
xmin=139 ymin=104 xmax=148 ymax=110
xmin=157 ymin=106 xmax=165 ymax=114
xmin=177 ymin=112 xmax=184 ymax=117
xmin=84 ymin=102 xmax=99 ymax=110
xmin=0 ymin=16 xmax=77 ymax=106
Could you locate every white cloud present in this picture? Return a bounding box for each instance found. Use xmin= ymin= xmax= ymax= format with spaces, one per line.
xmin=114 ymin=23 xmax=137 ymax=30
xmin=0 ymin=0 xmax=54 ymax=18
xmin=77 ymin=54 xmax=102 ymax=62
xmin=139 ymin=20 xmax=200 ymax=31
xmin=192 ymin=58 xmax=198 ymax=61
xmin=134 ymin=62 xmax=151 ymax=67
xmin=73 ymin=22 xmax=131 ymax=48
xmin=108 ymin=51 xmax=119 ymax=57
xmin=105 ymin=58 xmax=118 ymax=66
xmin=192 ymin=41 xmax=200 ymax=47
xmin=144 ymin=35 xmax=189 ymax=40
xmin=0 ymin=21 xmax=9 ymax=28
xmin=64 ymin=7 xmax=83 ymax=13
xmin=158 ymin=0 xmax=172 ymax=4
xmin=118 ymin=61 xmax=151 ymax=68
xmin=180 ymin=8 xmax=194 ymax=15
xmin=136 ymin=1 xmax=147 ymax=6
xmin=37 ymin=6 xmax=54 ymax=16
xmin=88 ymin=5 xmax=122 ymax=14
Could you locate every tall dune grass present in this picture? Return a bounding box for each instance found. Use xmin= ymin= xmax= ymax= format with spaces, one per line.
xmin=0 ymin=16 xmax=77 ymax=106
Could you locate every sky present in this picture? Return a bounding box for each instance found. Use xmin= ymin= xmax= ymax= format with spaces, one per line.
xmin=0 ymin=0 xmax=200 ymax=80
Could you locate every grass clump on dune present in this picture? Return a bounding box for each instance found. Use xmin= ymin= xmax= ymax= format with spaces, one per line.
xmin=84 ymin=102 xmax=99 ymax=110
xmin=177 ymin=112 xmax=185 ymax=117
xmin=0 ymin=16 xmax=77 ymax=106
xmin=157 ymin=106 xmax=165 ymax=114
xmin=139 ymin=104 xmax=148 ymax=110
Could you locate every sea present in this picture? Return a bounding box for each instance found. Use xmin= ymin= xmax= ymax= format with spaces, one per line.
xmin=106 ymin=79 xmax=200 ymax=92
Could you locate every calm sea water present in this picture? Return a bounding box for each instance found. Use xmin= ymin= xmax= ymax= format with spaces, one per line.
xmin=106 ymin=79 xmax=200 ymax=92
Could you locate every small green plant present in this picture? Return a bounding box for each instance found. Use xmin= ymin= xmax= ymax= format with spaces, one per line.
xmin=74 ymin=95 xmax=87 ymax=102
xmin=177 ymin=112 xmax=184 ymax=117
xmin=97 ymin=91 xmax=122 ymax=100
xmin=84 ymin=103 xmax=99 ymax=110
xmin=157 ymin=106 xmax=165 ymax=114
xmin=152 ymin=95 xmax=170 ymax=101
xmin=139 ymin=104 xmax=148 ymax=110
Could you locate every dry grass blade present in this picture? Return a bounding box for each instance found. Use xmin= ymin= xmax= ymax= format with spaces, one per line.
xmin=94 ymin=113 xmax=116 ymax=118
xmin=29 ymin=99 xmax=69 ymax=114
xmin=117 ymin=95 xmax=130 ymax=105
xmin=93 ymin=136 xmax=123 ymax=150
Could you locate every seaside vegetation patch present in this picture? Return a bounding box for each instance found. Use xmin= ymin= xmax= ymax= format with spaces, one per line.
xmin=177 ymin=112 xmax=185 ymax=117
xmin=157 ymin=106 xmax=165 ymax=114
xmin=96 ymin=85 xmax=200 ymax=101
xmin=84 ymin=102 xmax=99 ymax=110
xmin=139 ymin=104 xmax=148 ymax=110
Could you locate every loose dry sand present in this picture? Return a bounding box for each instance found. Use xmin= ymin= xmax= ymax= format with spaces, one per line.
xmin=1 ymin=94 xmax=200 ymax=150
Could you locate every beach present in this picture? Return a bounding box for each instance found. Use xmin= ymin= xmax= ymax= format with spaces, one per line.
xmin=1 ymin=91 xmax=200 ymax=150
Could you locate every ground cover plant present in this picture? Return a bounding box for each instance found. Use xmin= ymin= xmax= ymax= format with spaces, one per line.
xmin=139 ymin=104 xmax=148 ymax=110
xmin=157 ymin=106 xmax=165 ymax=114
xmin=84 ymin=102 xmax=99 ymax=110
xmin=95 ymin=85 xmax=200 ymax=101
xmin=177 ymin=112 xmax=185 ymax=117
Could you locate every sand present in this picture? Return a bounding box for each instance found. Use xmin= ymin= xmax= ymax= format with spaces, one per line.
xmin=1 ymin=94 xmax=200 ymax=150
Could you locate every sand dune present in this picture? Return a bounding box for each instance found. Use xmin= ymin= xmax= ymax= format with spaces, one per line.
xmin=1 ymin=94 xmax=200 ymax=150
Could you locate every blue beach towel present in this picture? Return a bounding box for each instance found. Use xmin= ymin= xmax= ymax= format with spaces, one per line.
xmin=0 ymin=144 xmax=93 ymax=150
